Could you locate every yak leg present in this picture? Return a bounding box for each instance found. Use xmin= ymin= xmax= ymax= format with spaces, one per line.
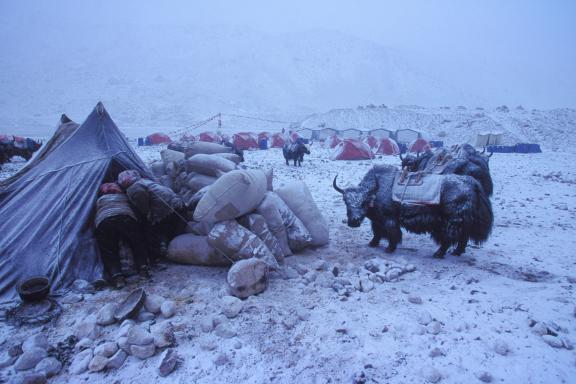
xmin=385 ymin=222 xmax=402 ymax=253
xmin=285 ymin=157 xmax=289 ymax=166
xmin=433 ymin=242 xmax=450 ymax=259
xmin=368 ymin=221 xmax=383 ymax=247
xmin=452 ymin=235 xmax=469 ymax=256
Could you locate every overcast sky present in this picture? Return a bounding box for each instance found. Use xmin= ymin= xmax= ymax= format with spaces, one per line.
xmin=1 ymin=0 xmax=575 ymax=109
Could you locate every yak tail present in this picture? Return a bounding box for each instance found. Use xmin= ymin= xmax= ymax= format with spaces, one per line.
xmin=470 ymin=182 xmax=493 ymax=244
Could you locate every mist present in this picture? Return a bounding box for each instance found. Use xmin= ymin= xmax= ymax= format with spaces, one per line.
xmin=0 ymin=0 xmax=574 ymax=133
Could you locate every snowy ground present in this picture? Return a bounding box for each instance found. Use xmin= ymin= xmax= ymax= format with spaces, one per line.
xmin=1 ymin=145 xmax=576 ymax=384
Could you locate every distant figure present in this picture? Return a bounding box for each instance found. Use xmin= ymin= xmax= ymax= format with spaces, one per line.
xmin=119 ymin=170 xmax=186 ymax=262
xmin=95 ymin=182 xmax=150 ymax=289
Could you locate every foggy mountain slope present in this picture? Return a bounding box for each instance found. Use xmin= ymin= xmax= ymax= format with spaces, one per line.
xmin=0 ymin=24 xmax=480 ymax=134
xmin=298 ymin=105 xmax=576 ymax=151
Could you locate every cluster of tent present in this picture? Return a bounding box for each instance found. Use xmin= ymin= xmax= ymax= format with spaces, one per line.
xmin=144 ymin=129 xmax=434 ymax=162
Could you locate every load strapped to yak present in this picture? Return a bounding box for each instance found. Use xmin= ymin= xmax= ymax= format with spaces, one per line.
xmin=154 ymin=141 xmax=329 ymax=298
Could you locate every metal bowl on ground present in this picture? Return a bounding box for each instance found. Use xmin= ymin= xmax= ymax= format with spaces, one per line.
xmin=16 ymin=276 xmax=51 ymax=302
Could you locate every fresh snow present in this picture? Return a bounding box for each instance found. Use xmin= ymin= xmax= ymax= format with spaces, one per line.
xmin=1 ymin=137 xmax=575 ymax=383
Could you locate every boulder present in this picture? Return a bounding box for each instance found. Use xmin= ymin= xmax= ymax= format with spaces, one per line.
xmin=193 ymin=169 xmax=267 ymax=223
xmin=106 ymin=350 xmax=127 ymax=370
xmin=221 ymin=296 xmax=244 ymax=318
xmin=227 ymin=258 xmax=268 ymax=299
xmin=96 ymin=303 xmax=117 ymax=326
xmin=167 ymin=234 xmax=230 ymax=266
xmin=88 ymin=355 xmax=108 ymax=372
xmin=144 ymin=294 xmax=163 ymax=314
xmin=126 ymin=326 xmax=154 ymax=346
xmin=158 ymin=348 xmax=180 ymax=377
xmin=22 ymin=334 xmax=49 ymax=353
xmin=94 ymin=342 xmax=118 ymax=358
xmin=161 ymin=301 xmax=177 ymax=318
xmin=14 ymin=348 xmax=48 ymax=371
xmin=130 ymin=344 xmax=156 ymax=360
xmin=69 ymin=349 xmax=93 ymax=375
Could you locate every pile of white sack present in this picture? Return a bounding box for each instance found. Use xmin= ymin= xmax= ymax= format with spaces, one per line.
xmin=150 ymin=142 xmax=329 ymax=299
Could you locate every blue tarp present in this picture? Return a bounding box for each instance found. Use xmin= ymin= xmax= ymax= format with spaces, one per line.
xmin=487 ymin=144 xmax=542 ymax=154
xmin=430 ymin=140 xmax=444 ymax=148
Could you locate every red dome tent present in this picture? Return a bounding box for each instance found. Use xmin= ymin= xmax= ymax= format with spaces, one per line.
xmin=232 ymin=132 xmax=259 ymax=150
xmin=146 ymin=132 xmax=172 ymax=145
xmin=376 ymin=137 xmax=400 ymax=155
xmin=324 ymin=135 xmax=342 ymax=149
xmin=198 ymin=131 xmax=222 ymax=143
xmin=408 ymin=138 xmax=431 ymax=153
xmin=330 ymin=139 xmax=374 ymax=160
xmin=363 ymin=135 xmax=378 ymax=150
xmin=270 ymin=133 xmax=285 ymax=148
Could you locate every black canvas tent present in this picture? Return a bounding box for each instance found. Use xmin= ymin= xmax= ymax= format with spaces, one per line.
xmin=0 ymin=103 xmax=151 ymax=300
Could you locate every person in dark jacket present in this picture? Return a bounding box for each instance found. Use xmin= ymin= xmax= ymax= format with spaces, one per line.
xmin=95 ymin=182 xmax=150 ymax=288
xmin=118 ymin=170 xmax=186 ymax=262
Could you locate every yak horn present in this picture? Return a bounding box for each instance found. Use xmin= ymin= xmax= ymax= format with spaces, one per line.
xmin=481 ymin=147 xmax=486 ymax=154
xmin=487 ymin=151 xmax=493 ymax=158
xmin=399 ymin=152 xmax=404 ymax=161
xmin=333 ymin=175 xmax=344 ymax=194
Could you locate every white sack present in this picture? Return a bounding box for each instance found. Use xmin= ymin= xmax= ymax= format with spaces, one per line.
xmin=238 ymin=213 xmax=284 ymax=263
xmin=213 ymin=153 xmax=243 ymax=164
xmin=207 ymin=220 xmax=278 ymax=269
xmin=185 ymin=154 xmax=236 ymax=177
xmin=167 ymin=234 xmax=230 ymax=266
xmin=185 ymin=142 xmax=232 ymax=157
xmin=227 ymin=258 xmax=268 ymax=299
xmin=161 ymin=149 xmax=185 ymax=165
xmin=193 ymin=169 xmax=267 ymax=223
xmin=276 ymin=181 xmax=329 ymax=247
xmin=256 ymin=193 xmax=292 ymax=257
xmin=186 ymin=173 xmax=217 ymax=193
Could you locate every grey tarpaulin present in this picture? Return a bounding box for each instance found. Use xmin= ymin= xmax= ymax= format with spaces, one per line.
xmin=0 ymin=102 xmax=152 ymax=300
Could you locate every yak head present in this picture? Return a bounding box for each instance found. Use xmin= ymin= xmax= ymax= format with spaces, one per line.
xmin=479 ymin=147 xmax=494 ymax=164
xmin=333 ymin=175 xmax=375 ymax=228
xmin=398 ymin=151 xmax=420 ymax=172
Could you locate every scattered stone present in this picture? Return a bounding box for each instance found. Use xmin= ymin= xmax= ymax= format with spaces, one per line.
xmin=23 ymin=334 xmax=49 ymax=352
xmin=61 ymin=294 xmax=84 ymax=304
xmin=282 ymin=267 xmax=300 ymax=280
xmin=364 ymin=260 xmax=380 ymax=273
xmin=368 ymin=274 xmax=384 ymax=284
xmin=233 ymin=340 xmax=242 ymax=349
xmin=199 ymin=340 xmax=217 ymax=351
xmin=126 ymin=326 xmax=154 ymax=346
xmin=117 ymin=337 xmax=130 ymax=353
xmin=106 ymin=350 xmax=127 ymax=370
xmin=69 ymin=348 xmax=93 ymax=375
xmin=315 ymin=272 xmax=335 ymax=288
xmin=282 ymin=315 xmax=299 ymax=330
xmin=161 ymin=301 xmax=177 ymax=318
xmin=427 ymin=321 xmax=443 ymax=335
xmin=88 ymin=354 xmax=108 ymax=372
xmin=10 ymin=372 xmax=47 ymax=384
xmin=312 ymin=260 xmax=328 ymax=271
xmin=74 ymin=316 xmax=101 ymax=340
xmin=385 ymin=268 xmax=402 ymax=281
xmin=417 ymin=311 xmax=433 ymax=326
xmin=293 ymin=264 xmax=308 ymax=275
xmin=71 ymin=279 xmax=95 ymax=294
xmin=214 ymin=353 xmax=229 ymax=366
xmin=114 ymin=288 xmax=146 ymax=322
xmin=494 ymin=340 xmax=509 ymax=356
xmin=158 ymin=348 xmax=180 ymax=377
xmin=9 ymin=344 xmax=23 ymax=357
xmin=531 ymin=322 xmax=548 ymax=336
xmin=15 ymin=348 xmax=48 ymax=371
xmin=334 ymin=277 xmax=352 ymax=286
xmin=542 ymin=335 xmax=564 ymax=348
xmin=96 ymin=303 xmax=117 ymax=326
xmin=296 ymin=308 xmax=310 ymax=321
xmin=567 ymin=276 xmax=576 ymax=284
xmin=408 ymin=296 xmax=423 ymax=305
xmin=331 ymin=265 xmax=340 ymax=277
xmin=0 ymin=353 xmax=17 ymax=369
xmin=130 ymin=343 xmax=156 ymax=360
xmin=34 ymin=357 xmax=62 ymax=378
xmin=421 ymin=366 xmax=442 ymax=383
xmin=137 ymin=311 xmax=156 ymax=322
xmin=200 ymin=317 xmax=215 ymax=333
xmin=144 ymin=294 xmax=164 ymax=314
xmin=476 ymin=371 xmax=493 ymax=382
xmin=74 ymin=338 xmax=93 ymax=352
xmin=116 ymin=320 xmax=136 ymax=338
xmin=429 ymin=348 xmax=445 ymax=358
xmin=562 ymin=337 xmax=574 ymax=350
xmin=303 ymin=271 xmax=317 ymax=283
xmin=151 ymin=323 xmax=175 ymax=348
xmin=359 ymin=277 xmax=374 ymax=292
xmin=214 ymin=324 xmax=237 ymax=339
xmin=221 ymin=296 xmax=244 ymax=319
xmin=405 ymin=264 xmax=416 ymax=272
xmin=227 ymin=258 xmax=268 ymax=298
xmin=94 ymin=342 xmax=118 ymax=358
